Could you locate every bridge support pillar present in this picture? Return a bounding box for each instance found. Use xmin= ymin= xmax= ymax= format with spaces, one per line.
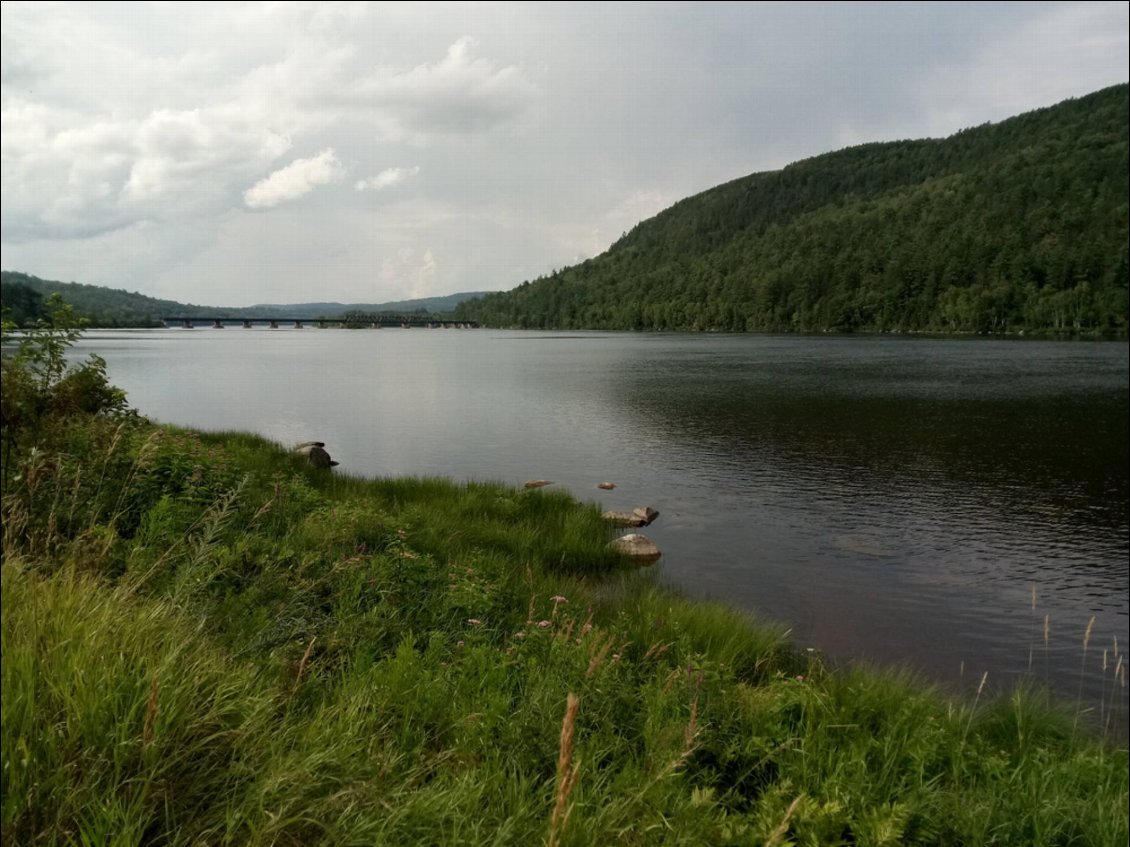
xmin=213 ymin=319 xmax=225 ymax=329
xmin=294 ymin=320 xmax=304 ymax=329
xmin=269 ymin=320 xmax=278 ymax=329
xmin=243 ymin=320 xmax=252 ymax=329
xmin=184 ymin=319 xmax=193 ymax=328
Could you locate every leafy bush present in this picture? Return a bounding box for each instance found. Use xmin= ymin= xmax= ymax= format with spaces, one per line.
xmin=1 ymin=294 xmax=129 ymax=465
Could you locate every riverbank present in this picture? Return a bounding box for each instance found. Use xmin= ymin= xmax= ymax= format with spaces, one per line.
xmin=2 ymin=403 xmax=1127 ymax=844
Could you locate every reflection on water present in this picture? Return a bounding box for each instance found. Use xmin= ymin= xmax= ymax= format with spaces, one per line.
xmin=74 ymin=329 xmax=1129 ymax=733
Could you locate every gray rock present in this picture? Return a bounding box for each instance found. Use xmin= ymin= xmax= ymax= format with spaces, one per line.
xmin=602 ymin=506 xmax=659 ymax=527
xmin=632 ymin=506 xmax=660 ymax=526
xmin=610 ymin=533 xmax=661 ymax=561
xmin=295 ymin=443 xmax=339 ymax=468
xmin=602 ymin=510 xmax=648 ymax=527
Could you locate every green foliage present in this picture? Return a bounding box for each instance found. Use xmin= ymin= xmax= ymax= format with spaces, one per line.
xmin=0 ymin=271 xmax=194 ymax=328
xmin=458 ymin=84 xmax=1130 ymax=335
xmin=0 ymin=279 xmax=45 ymax=326
xmin=1 ymin=295 xmax=130 ymax=480
xmin=0 ymin=271 xmax=494 ymax=327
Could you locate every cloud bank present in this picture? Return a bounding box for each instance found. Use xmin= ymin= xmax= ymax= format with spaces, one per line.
xmin=1 ymin=2 xmax=1125 ymax=306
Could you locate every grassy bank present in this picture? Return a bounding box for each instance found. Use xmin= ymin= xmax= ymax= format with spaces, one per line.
xmin=2 ymin=318 xmax=1127 ymax=845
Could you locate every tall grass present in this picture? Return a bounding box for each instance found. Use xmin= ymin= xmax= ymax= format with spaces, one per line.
xmin=2 ymin=417 xmax=1127 ymax=845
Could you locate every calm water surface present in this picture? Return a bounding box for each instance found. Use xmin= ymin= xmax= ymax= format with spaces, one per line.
xmin=75 ymin=329 xmax=1129 ymax=731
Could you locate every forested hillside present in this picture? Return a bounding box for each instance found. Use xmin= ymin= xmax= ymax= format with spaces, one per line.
xmin=457 ymin=84 xmax=1129 ymax=334
xmin=0 ymin=272 xmax=488 ymax=327
xmin=0 ymin=273 xmax=224 ymax=327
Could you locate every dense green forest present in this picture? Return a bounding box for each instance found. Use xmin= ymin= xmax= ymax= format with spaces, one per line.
xmin=0 ymin=271 xmax=488 ymax=327
xmin=456 ymin=84 xmax=1129 ymax=334
xmin=0 ymin=273 xmax=225 ymax=327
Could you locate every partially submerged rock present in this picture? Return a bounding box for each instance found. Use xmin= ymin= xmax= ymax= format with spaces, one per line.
xmin=524 ymin=479 xmax=553 ymax=489
xmin=295 ymin=442 xmax=339 ymax=468
xmin=632 ymin=506 xmax=660 ymax=526
xmin=610 ymin=533 xmax=661 ymax=561
xmin=602 ymin=506 xmax=660 ymax=527
xmin=597 ymin=482 xmax=616 ymax=490
xmin=603 ymin=510 xmax=648 ymax=527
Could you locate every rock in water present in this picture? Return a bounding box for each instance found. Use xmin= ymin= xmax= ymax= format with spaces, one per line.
xmin=597 ymin=482 xmax=616 ymax=490
xmin=524 ymin=479 xmax=553 ymax=489
xmin=610 ymin=533 xmax=661 ymax=561
xmin=295 ymin=443 xmax=339 ymax=468
xmin=603 ymin=506 xmax=659 ymax=527
xmin=632 ymin=506 xmax=659 ymax=526
xmin=602 ymin=510 xmax=648 ymax=527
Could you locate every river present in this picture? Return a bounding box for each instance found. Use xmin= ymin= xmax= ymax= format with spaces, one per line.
xmin=74 ymin=328 xmax=1129 ymax=734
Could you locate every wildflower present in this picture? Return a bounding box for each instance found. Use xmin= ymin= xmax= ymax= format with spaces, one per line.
xmin=537 ymin=620 xmax=552 ymax=629
xmin=467 ymin=618 xmax=482 ymax=626
xmin=456 ymin=640 xmax=464 ymax=648
xmin=514 ymin=631 xmax=526 ymax=639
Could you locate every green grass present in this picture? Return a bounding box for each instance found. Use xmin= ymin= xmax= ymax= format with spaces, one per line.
xmin=2 ymin=414 xmax=1127 ymax=846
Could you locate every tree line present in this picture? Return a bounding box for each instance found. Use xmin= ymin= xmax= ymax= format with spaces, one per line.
xmin=456 ymin=84 xmax=1129 ymax=334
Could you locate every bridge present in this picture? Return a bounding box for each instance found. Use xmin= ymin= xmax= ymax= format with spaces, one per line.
xmin=160 ymin=315 xmax=479 ymax=329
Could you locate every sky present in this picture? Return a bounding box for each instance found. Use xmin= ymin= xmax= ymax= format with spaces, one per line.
xmin=2 ymin=2 xmax=1127 ymax=307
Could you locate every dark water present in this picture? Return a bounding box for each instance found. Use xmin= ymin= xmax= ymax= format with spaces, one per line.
xmin=74 ymin=329 xmax=1129 ymax=733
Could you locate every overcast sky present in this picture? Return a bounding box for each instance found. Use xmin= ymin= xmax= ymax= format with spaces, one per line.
xmin=2 ymin=1 xmax=1127 ymax=306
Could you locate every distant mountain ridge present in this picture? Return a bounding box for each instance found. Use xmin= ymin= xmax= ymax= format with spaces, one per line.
xmin=456 ymin=84 xmax=1129 ymax=334
xmin=247 ymin=293 xmax=493 ymax=316
xmin=0 ymin=271 xmax=489 ymax=326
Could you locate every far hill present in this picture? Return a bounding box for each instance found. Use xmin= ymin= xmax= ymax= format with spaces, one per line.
xmin=0 ymin=272 xmax=488 ymax=327
xmin=455 ymin=84 xmax=1129 ymax=334
xmin=247 ymin=292 xmax=493 ymax=317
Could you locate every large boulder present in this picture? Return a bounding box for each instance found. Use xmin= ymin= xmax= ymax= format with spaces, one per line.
xmin=610 ymin=533 xmax=661 ymax=561
xmin=295 ymin=443 xmax=339 ymax=468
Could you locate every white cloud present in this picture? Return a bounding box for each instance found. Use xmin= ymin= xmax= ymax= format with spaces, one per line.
xmin=244 ymin=149 xmax=344 ymax=210
xmin=378 ymin=247 xmax=438 ymax=299
xmin=126 ymin=109 xmax=291 ymax=204
xmin=352 ymin=36 xmax=538 ymax=139
xmin=1 ymin=97 xmax=293 ymax=239
xmin=355 ymin=166 xmax=420 ymax=192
